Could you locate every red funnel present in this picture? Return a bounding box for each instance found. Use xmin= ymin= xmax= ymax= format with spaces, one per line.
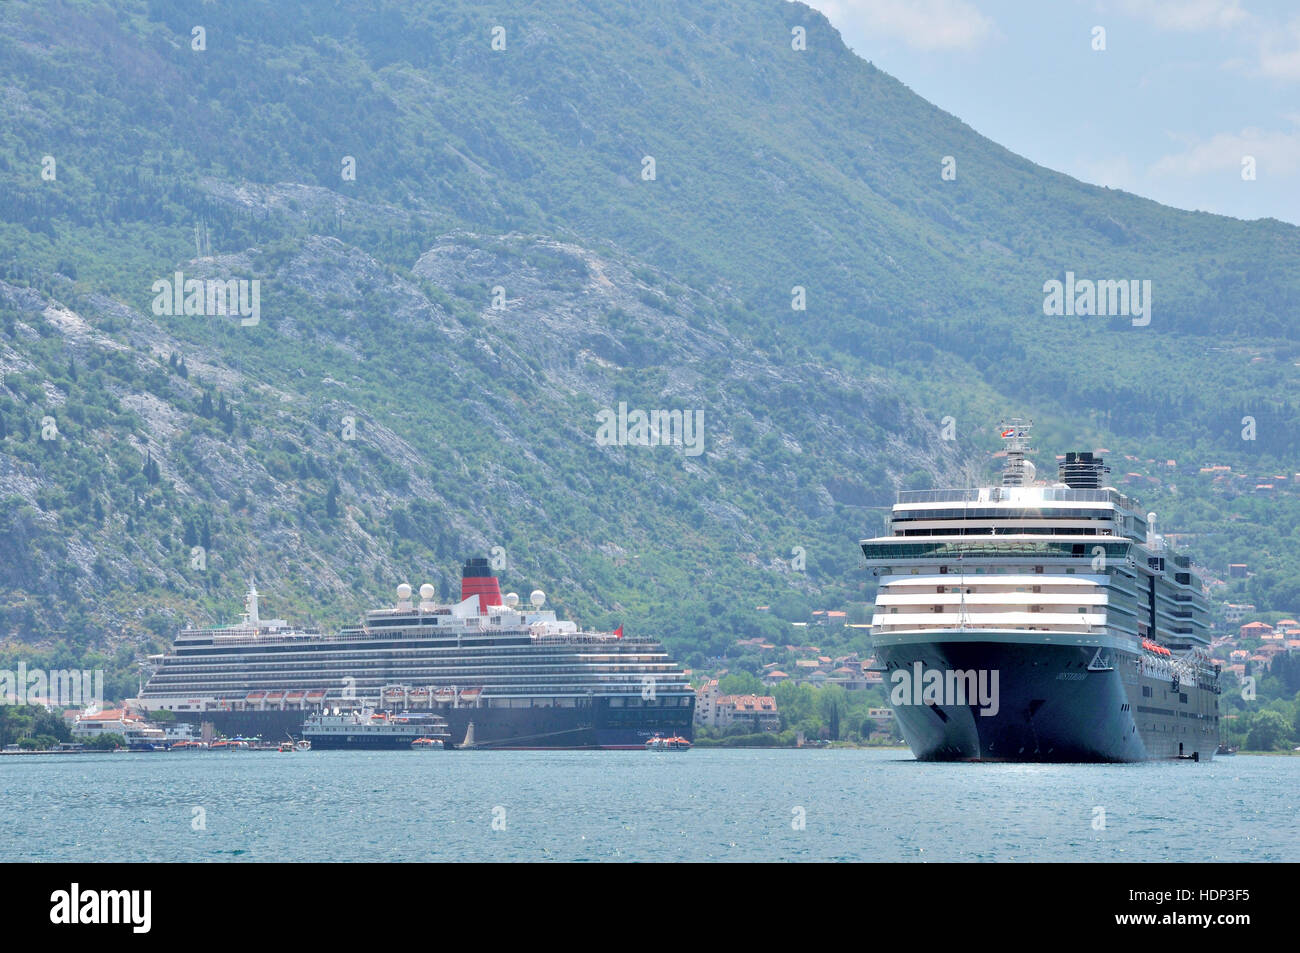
xmin=460 ymin=558 xmax=503 ymax=615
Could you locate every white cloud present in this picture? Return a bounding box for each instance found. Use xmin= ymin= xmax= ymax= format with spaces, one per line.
xmin=1109 ymin=0 xmax=1249 ymax=32
xmin=812 ymin=0 xmax=996 ymax=52
xmin=1257 ymin=19 xmax=1300 ymax=80
xmin=1077 ymin=155 xmax=1139 ymax=190
xmin=1150 ymin=127 xmax=1300 ymax=177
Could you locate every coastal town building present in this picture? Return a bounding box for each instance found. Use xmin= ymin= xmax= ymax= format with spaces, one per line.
xmin=1222 ymin=603 xmax=1255 ymax=624
xmin=693 ymin=682 xmax=781 ymax=731
xmin=1238 ymin=621 xmax=1273 ymax=640
xmin=70 ymin=708 xmax=166 ymax=746
xmin=724 ymin=695 xmax=781 ymax=731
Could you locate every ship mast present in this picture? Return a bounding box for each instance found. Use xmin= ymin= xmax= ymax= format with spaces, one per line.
xmin=998 ymin=418 xmax=1033 ymax=486
xmin=244 ymin=578 xmax=260 ymax=629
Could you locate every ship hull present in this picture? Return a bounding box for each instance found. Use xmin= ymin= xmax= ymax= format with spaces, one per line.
xmin=173 ymin=699 xmax=694 ymax=751
xmin=305 ymin=732 xmax=447 ymax=751
xmin=875 ymin=635 xmax=1218 ymax=763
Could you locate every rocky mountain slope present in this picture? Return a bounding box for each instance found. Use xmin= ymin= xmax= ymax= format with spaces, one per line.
xmin=1 ymin=0 xmax=1298 ymax=681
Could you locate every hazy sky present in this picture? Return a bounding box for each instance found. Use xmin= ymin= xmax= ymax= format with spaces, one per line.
xmin=807 ymin=0 xmax=1300 ymax=225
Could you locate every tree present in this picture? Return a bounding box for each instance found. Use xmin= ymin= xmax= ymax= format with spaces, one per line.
xmin=819 ymin=684 xmax=847 ymax=741
xmin=85 ymin=732 xmax=126 ymax=750
xmin=719 ymin=672 xmax=763 ymax=696
xmin=1245 ymin=710 xmax=1290 ymax=751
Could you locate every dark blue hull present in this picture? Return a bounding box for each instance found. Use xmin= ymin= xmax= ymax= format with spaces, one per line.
xmin=876 ymin=638 xmax=1218 ymax=762
xmin=177 ymin=698 xmax=694 ymax=750
xmin=305 ymin=731 xmax=447 ymax=751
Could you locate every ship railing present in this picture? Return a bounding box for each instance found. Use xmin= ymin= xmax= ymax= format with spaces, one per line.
xmin=529 ymin=633 xmax=660 ymax=645
xmin=897 ymin=487 xmax=1127 ymax=506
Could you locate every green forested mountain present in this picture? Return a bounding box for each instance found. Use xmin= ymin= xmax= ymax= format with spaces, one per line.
xmin=1 ymin=0 xmax=1298 ymax=689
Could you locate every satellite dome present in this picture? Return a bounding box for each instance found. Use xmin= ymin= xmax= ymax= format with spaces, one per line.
xmin=396 ymin=583 xmax=412 ymax=601
xmin=504 ymin=592 xmax=520 ymax=607
xmin=1022 ymin=460 xmax=1036 ymax=483
xmin=529 ymin=589 xmax=546 ymax=608
xmin=419 ymin=583 xmax=436 ymax=601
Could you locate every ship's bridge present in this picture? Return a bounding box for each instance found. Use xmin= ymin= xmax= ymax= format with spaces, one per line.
xmin=885 ymin=486 xmax=1148 ymax=542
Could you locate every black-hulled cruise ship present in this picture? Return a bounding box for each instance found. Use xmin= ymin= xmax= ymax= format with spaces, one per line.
xmin=861 ymin=421 xmax=1220 ymax=762
xmin=136 ymin=559 xmax=694 ymax=749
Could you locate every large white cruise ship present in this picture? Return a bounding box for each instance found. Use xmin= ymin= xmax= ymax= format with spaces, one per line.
xmin=136 ymin=559 xmax=694 ymax=749
xmin=861 ymin=421 xmax=1220 ymax=762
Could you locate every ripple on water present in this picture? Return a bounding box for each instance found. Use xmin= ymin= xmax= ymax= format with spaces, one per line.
xmin=0 ymin=750 xmax=1296 ymax=861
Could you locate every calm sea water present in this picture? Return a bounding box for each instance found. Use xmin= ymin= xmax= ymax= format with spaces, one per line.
xmin=2 ymin=748 xmax=1296 ymax=862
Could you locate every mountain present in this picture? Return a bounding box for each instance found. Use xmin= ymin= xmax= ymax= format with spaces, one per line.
xmin=1 ymin=0 xmax=1298 ymax=689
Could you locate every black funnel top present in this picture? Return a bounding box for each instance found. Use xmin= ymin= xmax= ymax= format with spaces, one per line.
xmin=1059 ymin=452 xmax=1110 ymax=489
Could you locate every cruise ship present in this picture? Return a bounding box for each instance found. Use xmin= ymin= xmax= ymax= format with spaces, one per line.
xmin=136 ymin=559 xmax=695 ymax=749
xmin=861 ymin=421 xmax=1220 ymax=762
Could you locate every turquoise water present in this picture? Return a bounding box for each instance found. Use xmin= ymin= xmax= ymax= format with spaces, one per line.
xmin=2 ymin=749 xmax=1296 ymax=862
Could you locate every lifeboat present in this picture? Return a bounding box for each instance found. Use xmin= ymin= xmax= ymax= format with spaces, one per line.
xmin=410 ymin=737 xmax=443 ymax=749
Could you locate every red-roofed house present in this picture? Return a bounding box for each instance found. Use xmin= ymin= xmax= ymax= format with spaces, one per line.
xmin=828 ymin=666 xmax=869 ymax=691
xmin=1239 ymin=621 xmax=1274 ymax=640
xmin=70 ymin=708 xmax=165 ymax=746
xmin=720 ymin=695 xmax=781 ymax=732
